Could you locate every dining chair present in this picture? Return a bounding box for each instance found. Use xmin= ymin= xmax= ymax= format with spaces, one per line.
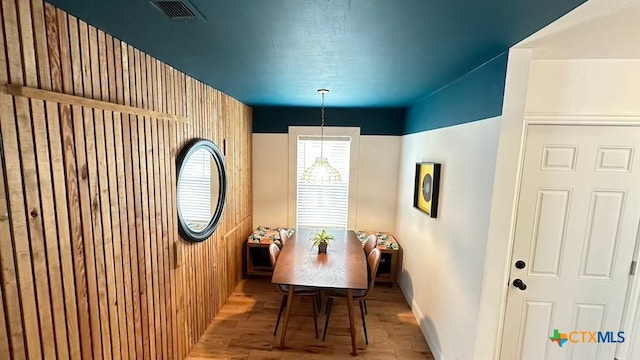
xmin=363 ymin=234 xmax=377 ymax=255
xmin=278 ymin=229 xmax=290 ymax=247
xmin=274 ymin=231 xmax=323 ymax=311
xmin=269 ymin=243 xmax=320 ymax=338
xmin=360 ymin=234 xmax=378 ymax=315
xmin=322 ymin=248 xmax=381 ymax=345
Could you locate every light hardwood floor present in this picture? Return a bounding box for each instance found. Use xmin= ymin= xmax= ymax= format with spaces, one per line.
xmin=187 ymin=279 xmax=434 ymax=359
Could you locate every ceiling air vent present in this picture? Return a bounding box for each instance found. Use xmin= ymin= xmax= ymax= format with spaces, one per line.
xmin=149 ymin=0 xmax=206 ymax=21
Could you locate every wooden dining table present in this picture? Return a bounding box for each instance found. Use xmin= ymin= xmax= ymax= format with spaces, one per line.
xmin=271 ymin=228 xmax=368 ymax=355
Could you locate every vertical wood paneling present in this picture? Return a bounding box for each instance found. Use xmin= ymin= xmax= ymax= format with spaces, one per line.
xmin=43 ymin=5 xmax=82 ymax=359
xmin=0 ymin=286 xmax=8 ymax=357
xmin=123 ymin=43 xmax=144 ymax=360
xmin=158 ymin=120 xmax=173 ymax=360
xmin=0 ymin=97 xmax=36 ymax=360
xmin=183 ymin=78 xmax=192 ymax=346
xmin=169 ymin=99 xmax=186 ymax=358
xmin=121 ymin=113 xmax=142 ymax=360
xmin=138 ymin=112 xmax=155 ymax=360
xmin=0 ymin=1 xmax=253 ymax=359
xmin=2 ymin=0 xmax=44 ymax=358
xmin=195 ymin=82 xmax=204 ymax=338
xmin=0 ymin=3 xmax=26 ymax=360
xmin=28 ymin=3 xmax=73 ymax=354
xmin=92 ymin=29 xmax=119 ymax=358
xmin=0 ymin=144 xmax=20 ymax=360
xmin=105 ymin=33 xmax=130 ymax=360
xmin=78 ymin=18 xmax=108 ymax=360
xmin=130 ymin=46 xmax=151 ymax=360
xmin=55 ymin=9 xmax=93 ymax=359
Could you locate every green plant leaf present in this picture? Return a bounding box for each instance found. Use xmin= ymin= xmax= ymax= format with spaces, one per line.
xmin=309 ymin=228 xmax=334 ymax=247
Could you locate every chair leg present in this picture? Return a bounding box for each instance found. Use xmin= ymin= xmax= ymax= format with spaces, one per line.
xmin=359 ymin=300 xmax=368 ymax=345
xmin=324 ymin=295 xmax=330 ymax=315
xmin=363 ymin=299 xmax=368 ymax=315
xmin=322 ymin=297 xmax=334 ymax=341
xmin=311 ymin=296 xmax=319 ymax=338
xmin=274 ymin=294 xmax=287 ymax=336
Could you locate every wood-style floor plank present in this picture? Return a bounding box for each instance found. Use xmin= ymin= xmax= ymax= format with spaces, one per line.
xmin=187 ymin=279 xmax=434 ymax=360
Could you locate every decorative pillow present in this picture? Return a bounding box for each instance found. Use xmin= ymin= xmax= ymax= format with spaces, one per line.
xmin=247 ymin=226 xmax=295 ymax=246
xmin=356 ymin=230 xmax=400 ymax=250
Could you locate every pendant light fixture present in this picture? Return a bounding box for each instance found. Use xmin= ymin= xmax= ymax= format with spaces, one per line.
xmin=300 ymin=89 xmax=342 ymax=184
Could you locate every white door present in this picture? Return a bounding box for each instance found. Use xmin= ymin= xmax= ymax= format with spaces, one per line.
xmin=500 ymin=125 xmax=640 ymax=360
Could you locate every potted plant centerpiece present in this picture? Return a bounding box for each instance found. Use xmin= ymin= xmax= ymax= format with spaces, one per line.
xmin=310 ymin=229 xmax=334 ymax=254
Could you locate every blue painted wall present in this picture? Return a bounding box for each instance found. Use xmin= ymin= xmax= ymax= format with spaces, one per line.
xmin=253 ymin=106 xmax=406 ymax=136
xmin=404 ymin=52 xmax=508 ymax=134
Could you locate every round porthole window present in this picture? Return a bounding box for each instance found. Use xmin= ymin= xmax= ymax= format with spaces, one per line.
xmin=176 ymin=138 xmax=227 ymax=242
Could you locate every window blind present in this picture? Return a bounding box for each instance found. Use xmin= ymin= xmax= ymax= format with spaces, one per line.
xmin=296 ymin=136 xmax=351 ymax=229
xmin=178 ymin=149 xmax=211 ymax=230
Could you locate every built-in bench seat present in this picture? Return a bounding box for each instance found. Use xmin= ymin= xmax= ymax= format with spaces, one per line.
xmin=245 ymin=226 xmax=294 ymax=277
xmin=355 ymin=230 xmax=401 ymax=286
xmin=246 ymin=227 xmax=401 ymax=285
xmin=355 ymin=230 xmax=400 ymax=250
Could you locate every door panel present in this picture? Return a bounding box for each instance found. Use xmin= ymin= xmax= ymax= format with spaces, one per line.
xmin=569 ymin=303 xmax=607 ymax=360
xmin=580 ymin=190 xmax=625 ymax=279
xmin=519 ymin=300 xmax=555 ymax=359
xmin=500 ymin=125 xmax=640 ymax=360
xmin=529 ymin=188 xmax=571 ymax=276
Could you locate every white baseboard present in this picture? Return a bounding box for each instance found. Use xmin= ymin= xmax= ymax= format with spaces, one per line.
xmin=399 ymin=282 xmax=444 ymax=360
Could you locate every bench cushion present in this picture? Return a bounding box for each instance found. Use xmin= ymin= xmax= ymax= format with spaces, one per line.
xmin=356 ymin=230 xmax=400 ymax=250
xmin=247 ymin=226 xmax=295 ymax=246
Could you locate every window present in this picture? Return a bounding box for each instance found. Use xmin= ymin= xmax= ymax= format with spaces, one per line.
xmin=287 ymin=126 xmax=360 ymax=229
xmin=296 ymin=136 xmax=351 ymax=229
xmin=177 ymin=149 xmax=211 ymax=231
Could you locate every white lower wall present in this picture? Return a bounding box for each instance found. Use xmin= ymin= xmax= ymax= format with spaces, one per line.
xmin=354 ymin=136 xmax=401 ymax=231
xmin=395 ymin=117 xmax=501 ymax=360
xmin=252 ymin=134 xmax=290 ymax=227
xmin=252 ymin=133 xmax=400 ymax=233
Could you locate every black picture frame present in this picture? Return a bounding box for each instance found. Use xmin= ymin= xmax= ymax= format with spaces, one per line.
xmin=176 ymin=138 xmax=227 ymax=242
xmin=413 ymin=162 xmax=441 ymax=218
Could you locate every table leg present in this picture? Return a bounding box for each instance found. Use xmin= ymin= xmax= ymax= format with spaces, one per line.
xmin=278 ymin=286 xmax=295 ymax=349
xmin=346 ymin=288 xmax=357 ymax=356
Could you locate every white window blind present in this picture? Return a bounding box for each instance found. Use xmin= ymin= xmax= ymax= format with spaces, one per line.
xmin=178 ymin=149 xmax=211 ymax=231
xmin=296 ymin=136 xmax=351 ymax=229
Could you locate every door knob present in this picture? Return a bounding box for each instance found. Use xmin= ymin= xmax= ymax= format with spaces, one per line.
xmin=512 ymin=279 xmax=527 ymax=291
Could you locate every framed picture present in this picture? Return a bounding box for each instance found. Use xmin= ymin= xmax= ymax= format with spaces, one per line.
xmin=413 ymin=162 xmax=441 ymax=218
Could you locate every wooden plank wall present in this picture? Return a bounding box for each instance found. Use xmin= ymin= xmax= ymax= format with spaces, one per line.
xmin=0 ymin=0 xmax=254 ymax=359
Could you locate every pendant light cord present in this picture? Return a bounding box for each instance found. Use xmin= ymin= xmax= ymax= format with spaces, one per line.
xmin=320 ymin=91 xmax=325 ymax=159
xmin=300 ymin=88 xmax=341 ymax=184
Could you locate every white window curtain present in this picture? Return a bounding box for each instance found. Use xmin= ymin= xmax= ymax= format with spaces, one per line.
xmin=296 ymin=136 xmax=351 ymax=229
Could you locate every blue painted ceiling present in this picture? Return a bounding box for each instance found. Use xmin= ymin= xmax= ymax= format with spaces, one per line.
xmin=47 ymin=0 xmax=585 ymax=107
